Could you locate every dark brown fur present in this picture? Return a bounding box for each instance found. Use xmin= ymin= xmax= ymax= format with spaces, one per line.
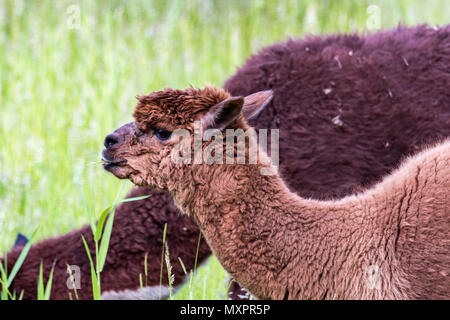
xmin=225 ymin=24 xmax=450 ymax=199
xmin=2 ymin=189 xmax=209 ymax=300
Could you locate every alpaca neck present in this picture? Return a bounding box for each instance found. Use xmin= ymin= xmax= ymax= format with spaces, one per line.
xmin=172 ymin=162 xmax=375 ymax=299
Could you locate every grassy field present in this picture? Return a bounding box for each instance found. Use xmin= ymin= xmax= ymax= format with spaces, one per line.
xmin=0 ymin=0 xmax=448 ymax=299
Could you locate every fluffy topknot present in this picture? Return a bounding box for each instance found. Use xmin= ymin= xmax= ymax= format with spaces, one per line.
xmin=133 ymin=86 xmax=230 ymax=131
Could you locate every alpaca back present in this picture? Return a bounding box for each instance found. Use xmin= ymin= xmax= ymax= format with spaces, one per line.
xmin=275 ymin=140 xmax=450 ymax=299
xmin=392 ymin=141 xmax=450 ymax=299
xmin=356 ymin=140 xmax=450 ymax=299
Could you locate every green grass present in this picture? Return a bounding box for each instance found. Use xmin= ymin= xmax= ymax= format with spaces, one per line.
xmin=0 ymin=0 xmax=448 ymax=299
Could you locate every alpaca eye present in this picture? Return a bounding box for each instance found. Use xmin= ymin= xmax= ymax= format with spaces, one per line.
xmin=154 ymin=129 xmax=172 ymax=141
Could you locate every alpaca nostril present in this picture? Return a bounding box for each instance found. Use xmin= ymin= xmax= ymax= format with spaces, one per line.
xmin=104 ymin=134 xmax=120 ymax=148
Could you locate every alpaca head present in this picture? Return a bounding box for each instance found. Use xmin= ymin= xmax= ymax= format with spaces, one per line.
xmin=102 ymin=86 xmax=272 ymax=191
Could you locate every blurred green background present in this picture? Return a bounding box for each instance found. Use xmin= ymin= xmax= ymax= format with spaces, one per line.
xmin=0 ymin=0 xmax=448 ymax=299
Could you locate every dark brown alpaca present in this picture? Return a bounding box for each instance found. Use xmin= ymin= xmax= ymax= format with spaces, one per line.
xmin=2 ymin=25 xmax=449 ymax=299
xmin=103 ymin=86 xmax=450 ymax=299
xmin=2 ymin=189 xmax=209 ymax=300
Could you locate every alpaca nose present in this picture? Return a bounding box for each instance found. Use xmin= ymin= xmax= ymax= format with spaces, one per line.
xmin=104 ymin=133 xmax=120 ymax=148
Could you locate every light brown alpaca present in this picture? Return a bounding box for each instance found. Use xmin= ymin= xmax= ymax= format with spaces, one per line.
xmin=102 ymin=86 xmax=450 ymax=300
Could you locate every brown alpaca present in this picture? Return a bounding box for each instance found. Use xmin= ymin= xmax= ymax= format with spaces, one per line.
xmin=102 ymin=87 xmax=450 ymax=299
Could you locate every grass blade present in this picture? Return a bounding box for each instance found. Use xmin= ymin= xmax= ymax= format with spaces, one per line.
xmin=81 ymin=235 xmax=100 ymax=300
xmin=44 ymin=262 xmax=56 ymax=300
xmin=6 ymin=229 xmax=37 ymax=287
xmin=0 ymin=259 xmax=8 ymax=300
xmin=159 ymin=223 xmax=168 ymax=300
xmin=94 ymin=206 xmax=112 ymax=242
xmin=37 ymin=261 xmax=44 ymax=299
xmin=194 ymin=231 xmax=202 ymax=273
xmin=118 ymin=195 xmax=151 ymax=203
xmin=0 ymin=277 xmax=14 ymax=300
xmin=144 ymin=253 xmax=148 ymax=288
xmin=178 ymin=257 xmax=188 ymax=275
xmin=165 ymin=243 xmax=174 ymax=299
xmin=98 ymin=209 xmax=115 ymax=273
xmin=6 ymin=241 xmax=33 ymax=287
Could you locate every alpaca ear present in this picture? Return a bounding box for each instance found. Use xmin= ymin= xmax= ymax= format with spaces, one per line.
xmin=242 ymin=90 xmax=273 ymax=120
xmin=202 ymin=96 xmax=244 ymax=132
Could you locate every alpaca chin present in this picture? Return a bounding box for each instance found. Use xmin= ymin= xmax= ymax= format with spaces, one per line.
xmin=103 ymin=163 xmax=134 ymax=180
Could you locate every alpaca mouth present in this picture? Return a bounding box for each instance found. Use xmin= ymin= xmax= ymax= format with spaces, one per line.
xmin=101 ymin=151 xmax=126 ymax=168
